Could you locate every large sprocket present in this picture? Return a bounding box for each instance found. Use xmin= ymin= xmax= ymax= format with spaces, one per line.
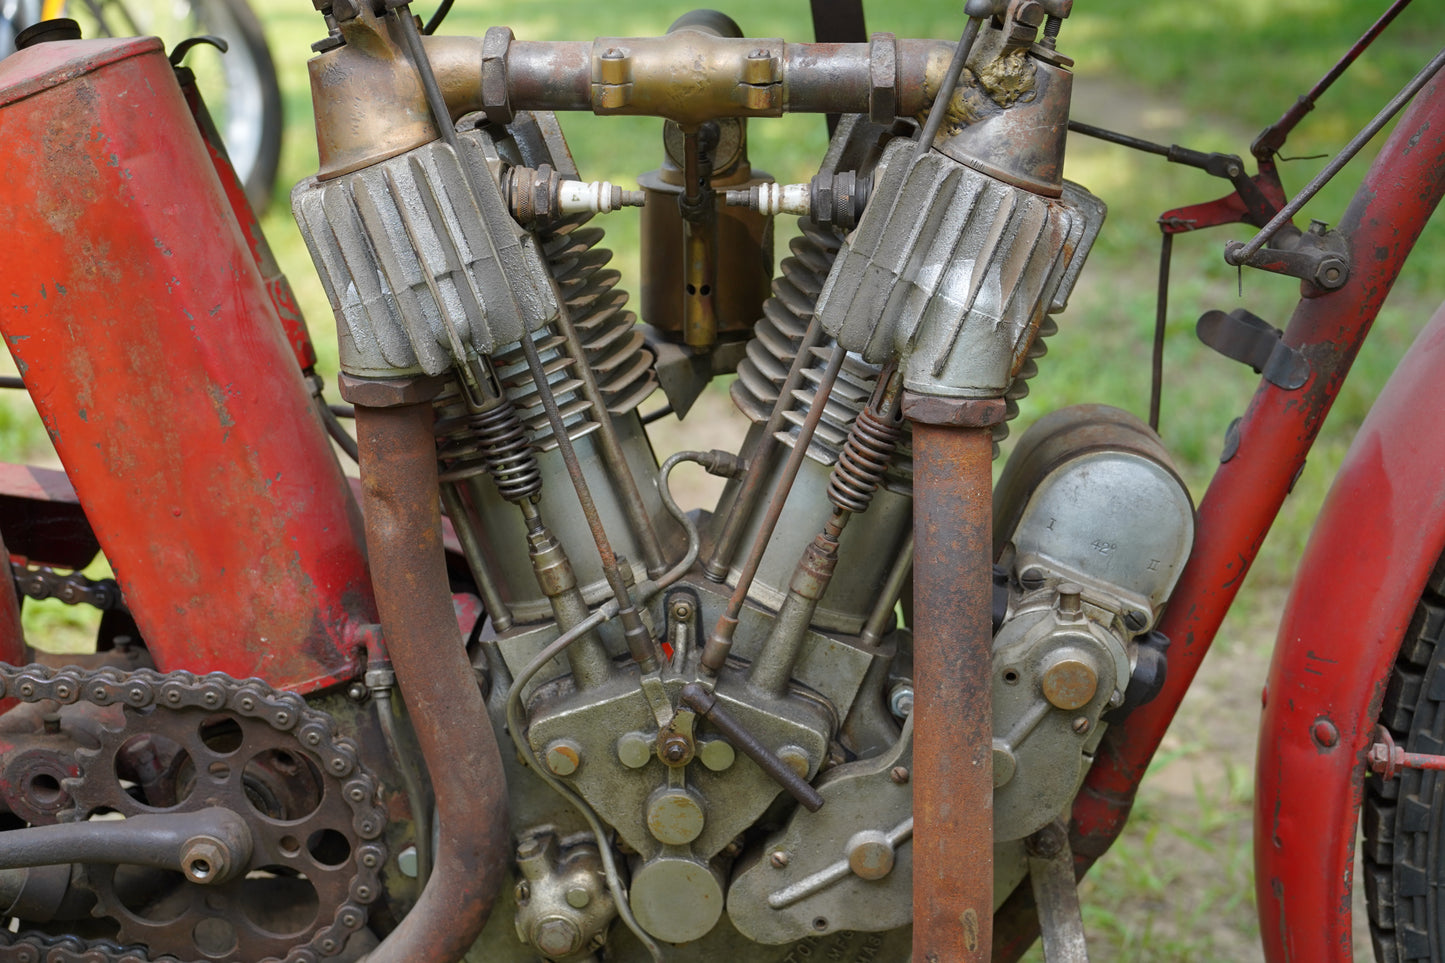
xmin=0 ymin=665 xmax=386 ymax=963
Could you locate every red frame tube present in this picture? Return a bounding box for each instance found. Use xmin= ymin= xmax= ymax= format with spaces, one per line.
xmin=0 ymin=38 xmax=374 ymax=692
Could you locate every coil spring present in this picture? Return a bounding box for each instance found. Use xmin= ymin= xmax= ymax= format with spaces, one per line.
xmin=434 ymin=384 xmax=542 ymax=503
xmin=827 ymin=404 xmax=904 ymax=514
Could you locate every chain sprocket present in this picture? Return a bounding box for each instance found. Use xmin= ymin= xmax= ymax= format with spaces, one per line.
xmin=0 ymin=664 xmax=387 ymax=963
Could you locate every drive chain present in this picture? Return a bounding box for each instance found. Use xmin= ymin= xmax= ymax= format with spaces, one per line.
xmin=11 ymin=563 xmax=125 ymax=612
xmin=0 ymin=663 xmax=387 ymax=963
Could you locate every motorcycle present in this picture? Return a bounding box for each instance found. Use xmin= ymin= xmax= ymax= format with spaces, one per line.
xmin=0 ymin=0 xmax=1439 ymax=960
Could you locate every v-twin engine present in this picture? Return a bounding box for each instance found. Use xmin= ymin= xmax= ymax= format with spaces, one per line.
xmin=289 ymin=9 xmax=1196 ymax=960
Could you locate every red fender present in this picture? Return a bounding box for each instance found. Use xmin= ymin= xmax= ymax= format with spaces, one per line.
xmin=1256 ymin=300 xmax=1445 ymax=961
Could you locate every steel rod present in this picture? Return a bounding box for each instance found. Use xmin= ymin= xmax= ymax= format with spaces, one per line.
xmin=913 ymin=17 xmax=982 ymax=160
xmin=700 ymin=344 xmax=847 ymax=675
xmin=1229 ymin=45 xmax=1445 ymax=263
xmin=859 ymin=530 xmax=914 ymax=647
xmin=704 ymin=317 xmax=828 ymax=580
xmin=1252 ymin=0 xmax=1416 ymax=157
xmin=441 ymin=482 xmax=514 ymax=632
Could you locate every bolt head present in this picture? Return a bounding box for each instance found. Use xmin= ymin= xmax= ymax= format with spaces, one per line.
xmin=769 ymin=850 xmax=790 ymax=869
xmin=544 ymin=741 xmax=581 ymax=776
xmin=1072 ymin=716 xmax=1091 ymax=735
xmin=699 ymin=738 xmax=736 ymax=772
xmin=534 ymin=917 xmax=583 ymax=957
xmin=889 ymin=766 xmax=910 ymax=785
xmin=565 ymin=885 xmax=592 ymax=909
xmin=777 ymin=745 xmax=810 ymax=778
xmin=616 ymin=732 xmax=652 ymax=769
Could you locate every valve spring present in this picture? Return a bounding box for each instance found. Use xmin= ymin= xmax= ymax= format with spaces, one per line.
xmin=827 ymin=405 xmax=904 ymax=514
xmin=434 ymin=384 xmax=542 ymax=502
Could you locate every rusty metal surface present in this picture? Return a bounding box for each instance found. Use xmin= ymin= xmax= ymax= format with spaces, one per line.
xmin=354 ymin=401 xmax=510 ymax=963
xmin=0 ymin=37 xmax=374 ymax=692
xmin=933 ymin=47 xmax=1073 ymax=198
xmin=908 ymin=413 xmax=994 ymax=963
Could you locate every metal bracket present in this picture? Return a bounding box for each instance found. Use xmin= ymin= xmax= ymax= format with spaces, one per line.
xmin=1223 ymin=221 xmax=1350 ymax=290
xmin=1196 ymin=308 xmax=1310 ymax=390
xmin=1026 ymin=820 xmax=1090 ymax=962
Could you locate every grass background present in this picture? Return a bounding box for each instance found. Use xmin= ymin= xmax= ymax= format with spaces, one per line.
xmin=10 ymin=0 xmax=1445 ymax=959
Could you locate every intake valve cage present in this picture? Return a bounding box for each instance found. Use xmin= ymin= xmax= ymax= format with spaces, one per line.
xmin=281 ymin=10 xmax=1151 ymax=961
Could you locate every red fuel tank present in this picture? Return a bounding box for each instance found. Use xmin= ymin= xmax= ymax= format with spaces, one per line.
xmin=0 ymin=37 xmax=374 ymax=691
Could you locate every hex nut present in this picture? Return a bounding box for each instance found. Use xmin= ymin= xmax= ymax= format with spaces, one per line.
xmin=533 ymin=917 xmax=583 ymax=957
xmin=337 ymin=373 xmax=444 ymax=407
xmin=180 ymin=836 xmax=229 ymax=884
xmin=480 ymin=26 xmax=515 ymax=125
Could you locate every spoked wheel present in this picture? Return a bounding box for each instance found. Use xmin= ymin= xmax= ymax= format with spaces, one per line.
xmin=1364 ymin=557 xmax=1445 ymax=961
xmin=4 ymin=0 xmax=283 ymax=213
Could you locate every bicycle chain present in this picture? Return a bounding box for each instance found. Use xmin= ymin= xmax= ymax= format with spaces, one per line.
xmin=11 ymin=564 xmax=125 ymax=612
xmin=0 ymin=663 xmax=388 ymax=963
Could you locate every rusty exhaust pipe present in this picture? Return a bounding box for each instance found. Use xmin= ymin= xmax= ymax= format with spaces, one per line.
xmin=351 ymin=391 xmax=510 ymax=963
xmin=905 ymin=395 xmax=1003 ymax=963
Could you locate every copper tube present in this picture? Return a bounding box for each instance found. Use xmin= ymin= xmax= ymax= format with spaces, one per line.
xmin=700 ymin=344 xmax=846 ymax=675
xmin=423 ymin=35 xmax=956 ymax=123
xmin=703 ymin=316 xmax=827 ymax=580
xmin=354 ymin=401 xmax=510 ymax=963
xmin=908 ymin=409 xmax=996 ymax=963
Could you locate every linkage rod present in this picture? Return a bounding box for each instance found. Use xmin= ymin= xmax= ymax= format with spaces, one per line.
xmin=1252 ymin=0 xmax=1416 ymax=158
xmin=1229 ymin=45 xmax=1445 ymax=264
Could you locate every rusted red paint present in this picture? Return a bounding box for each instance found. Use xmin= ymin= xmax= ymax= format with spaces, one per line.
xmin=178 ymin=68 xmax=319 ymax=373
xmin=995 ymin=71 xmax=1445 ymax=963
xmin=1255 ymin=295 xmax=1445 ymax=962
xmin=909 ymin=412 xmax=995 ymax=963
xmin=0 ymin=38 xmax=374 ymax=692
